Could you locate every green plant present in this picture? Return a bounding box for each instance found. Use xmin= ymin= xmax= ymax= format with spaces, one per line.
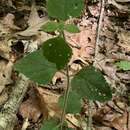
xmin=14 ymin=0 xmax=112 ymax=130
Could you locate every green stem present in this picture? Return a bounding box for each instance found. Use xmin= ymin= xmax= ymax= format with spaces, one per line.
xmin=60 ymin=66 xmax=70 ymax=130
xmin=87 ymin=100 xmax=93 ymax=130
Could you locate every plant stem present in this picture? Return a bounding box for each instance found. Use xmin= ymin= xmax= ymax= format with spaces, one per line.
xmin=60 ymin=66 xmax=70 ymax=130
xmin=87 ymin=100 xmax=93 ymax=130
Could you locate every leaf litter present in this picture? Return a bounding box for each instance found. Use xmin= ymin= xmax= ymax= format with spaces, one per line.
xmin=0 ymin=0 xmax=130 ymax=130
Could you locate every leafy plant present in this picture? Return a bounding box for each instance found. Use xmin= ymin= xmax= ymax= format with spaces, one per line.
xmin=115 ymin=60 xmax=130 ymax=70
xmin=14 ymin=0 xmax=112 ymax=130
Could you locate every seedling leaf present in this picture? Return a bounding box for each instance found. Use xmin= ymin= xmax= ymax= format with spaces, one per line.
xmin=64 ymin=24 xmax=80 ymax=33
xmin=42 ymin=36 xmax=72 ymax=70
xmin=40 ymin=119 xmax=59 ymax=130
xmin=47 ymin=0 xmax=84 ymax=20
xmin=71 ymin=66 xmax=112 ymax=102
xmin=41 ymin=21 xmax=59 ymax=32
xmin=115 ymin=60 xmax=130 ymax=70
xmin=59 ymin=91 xmax=81 ymax=114
xmin=14 ymin=50 xmax=57 ymax=85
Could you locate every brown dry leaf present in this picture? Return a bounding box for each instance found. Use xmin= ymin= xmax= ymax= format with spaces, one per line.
xmin=117 ymin=30 xmax=130 ymax=52
xmin=94 ymin=126 xmax=112 ymax=130
xmin=0 ymin=90 xmax=8 ymax=106
xmin=0 ymin=42 xmax=11 ymax=60
xmin=52 ymin=71 xmax=66 ymax=85
xmin=19 ymin=96 xmax=42 ymax=122
xmin=65 ymin=26 xmax=96 ymax=64
xmin=88 ymin=3 xmax=100 ymax=17
xmin=108 ymin=0 xmax=129 ymax=11
xmin=115 ymin=0 xmax=130 ymax=2
xmin=35 ymin=87 xmax=62 ymax=118
xmin=3 ymin=13 xmax=21 ymax=30
xmin=0 ymin=60 xmax=13 ymax=93
xmin=17 ymin=3 xmax=48 ymax=36
xmin=110 ymin=112 xmax=128 ymax=130
xmin=66 ymin=114 xmax=80 ymax=128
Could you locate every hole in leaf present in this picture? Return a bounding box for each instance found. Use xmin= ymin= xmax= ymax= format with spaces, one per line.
xmin=88 ymin=37 xmax=91 ymax=42
xmin=2 ymin=74 xmax=6 ymax=78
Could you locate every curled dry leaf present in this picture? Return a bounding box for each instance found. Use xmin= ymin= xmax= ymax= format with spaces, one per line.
xmin=0 ymin=60 xmax=13 ymax=93
xmin=110 ymin=112 xmax=128 ymax=130
xmin=35 ymin=87 xmax=62 ymax=118
xmin=65 ymin=26 xmax=96 ymax=64
xmin=17 ymin=4 xmax=48 ymax=36
xmin=0 ymin=90 xmax=8 ymax=106
xmin=108 ymin=0 xmax=129 ymax=11
xmin=88 ymin=2 xmax=100 ymax=17
xmin=3 ymin=13 xmax=21 ymax=30
xmin=66 ymin=114 xmax=80 ymax=128
xmin=0 ymin=43 xmax=11 ymax=60
xmin=19 ymin=96 xmax=42 ymax=122
xmin=117 ymin=31 xmax=130 ymax=52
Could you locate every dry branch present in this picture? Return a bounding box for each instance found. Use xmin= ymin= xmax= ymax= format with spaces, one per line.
xmin=0 ymin=74 xmax=29 ymax=130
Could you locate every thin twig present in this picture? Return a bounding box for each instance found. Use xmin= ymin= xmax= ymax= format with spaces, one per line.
xmin=60 ymin=66 xmax=70 ymax=130
xmin=93 ymin=0 xmax=105 ymax=67
xmin=87 ymin=100 xmax=93 ymax=130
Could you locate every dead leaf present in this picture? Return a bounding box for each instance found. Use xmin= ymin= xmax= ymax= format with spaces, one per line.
xmin=65 ymin=27 xmax=96 ymax=64
xmin=88 ymin=3 xmax=100 ymax=17
xmin=17 ymin=4 xmax=48 ymax=36
xmin=0 ymin=90 xmax=8 ymax=106
xmin=3 ymin=13 xmax=21 ymax=30
xmin=66 ymin=114 xmax=80 ymax=128
xmin=108 ymin=0 xmax=129 ymax=11
xmin=35 ymin=87 xmax=62 ymax=118
xmin=0 ymin=60 xmax=13 ymax=93
xmin=0 ymin=42 xmax=11 ymax=60
xmin=19 ymin=96 xmax=42 ymax=122
xmin=117 ymin=31 xmax=130 ymax=52
xmin=110 ymin=112 xmax=128 ymax=130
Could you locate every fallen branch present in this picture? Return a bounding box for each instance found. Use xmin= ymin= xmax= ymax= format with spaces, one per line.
xmin=0 ymin=74 xmax=29 ymax=130
xmin=93 ymin=0 xmax=105 ymax=67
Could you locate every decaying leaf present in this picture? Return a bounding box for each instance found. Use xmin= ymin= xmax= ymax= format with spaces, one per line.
xmin=0 ymin=43 xmax=11 ymax=60
xmin=19 ymin=96 xmax=42 ymax=122
xmin=65 ymin=27 xmax=96 ymax=64
xmin=108 ymin=0 xmax=129 ymax=11
xmin=3 ymin=13 xmax=21 ymax=30
xmin=17 ymin=4 xmax=48 ymax=36
xmin=0 ymin=60 xmax=13 ymax=93
xmin=117 ymin=31 xmax=130 ymax=52
xmin=35 ymin=87 xmax=62 ymax=118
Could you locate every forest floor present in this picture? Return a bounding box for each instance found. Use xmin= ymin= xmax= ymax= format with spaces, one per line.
xmin=0 ymin=0 xmax=130 ymax=130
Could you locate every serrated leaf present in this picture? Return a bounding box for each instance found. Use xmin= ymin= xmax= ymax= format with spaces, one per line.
xmin=59 ymin=91 xmax=81 ymax=114
xmin=42 ymin=36 xmax=72 ymax=70
xmin=40 ymin=119 xmax=59 ymax=130
xmin=41 ymin=21 xmax=59 ymax=32
xmin=47 ymin=0 xmax=84 ymax=20
xmin=71 ymin=66 xmax=112 ymax=102
xmin=14 ymin=50 xmax=57 ymax=85
xmin=64 ymin=24 xmax=80 ymax=33
xmin=115 ymin=60 xmax=130 ymax=70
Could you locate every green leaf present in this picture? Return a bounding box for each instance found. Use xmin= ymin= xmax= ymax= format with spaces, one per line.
xmin=64 ymin=24 xmax=80 ymax=33
xmin=59 ymin=91 xmax=81 ymax=114
xmin=115 ymin=60 xmax=130 ymax=70
xmin=58 ymin=21 xmax=65 ymax=31
xmin=47 ymin=0 xmax=84 ymax=20
xmin=41 ymin=21 xmax=59 ymax=32
xmin=67 ymin=128 xmax=74 ymax=130
xmin=14 ymin=50 xmax=57 ymax=85
xmin=40 ymin=119 xmax=59 ymax=130
xmin=71 ymin=66 xmax=112 ymax=102
xmin=42 ymin=36 xmax=72 ymax=70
